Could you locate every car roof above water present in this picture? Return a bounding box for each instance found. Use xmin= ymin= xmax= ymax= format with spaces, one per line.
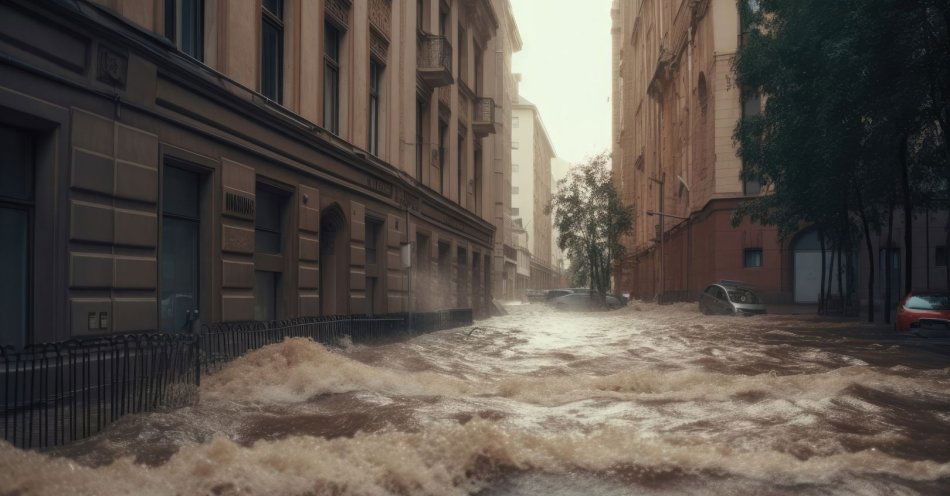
xmin=711 ymin=283 xmax=759 ymax=294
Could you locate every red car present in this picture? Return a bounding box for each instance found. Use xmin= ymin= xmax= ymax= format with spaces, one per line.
xmin=896 ymin=292 xmax=950 ymax=335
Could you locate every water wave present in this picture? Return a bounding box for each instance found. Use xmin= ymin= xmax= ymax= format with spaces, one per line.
xmin=2 ymin=419 xmax=948 ymax=496
xmin=201 ymin=339 xmax=949 ymax=407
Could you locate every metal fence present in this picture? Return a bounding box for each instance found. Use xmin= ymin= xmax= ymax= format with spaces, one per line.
xmin=0 ymin=309 xmax=472 ymax=450
xmin=0 ymin=333 xmax=198 ymax=450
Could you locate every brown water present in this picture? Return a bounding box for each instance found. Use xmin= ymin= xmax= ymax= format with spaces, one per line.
xmin=2 ymin=303 xmax=950 ymax=495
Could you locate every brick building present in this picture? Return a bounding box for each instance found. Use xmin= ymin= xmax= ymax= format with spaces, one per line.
xmin=610 ymin=0 xmax=949 ymax=306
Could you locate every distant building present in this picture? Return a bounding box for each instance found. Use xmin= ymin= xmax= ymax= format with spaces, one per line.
xmin=511 ymin=91 xmax=558 ymax=290
xmin=611 ymin=0 xmax=948 ymax=305
xmin=0 ymin=0 xmax=521 ymax=347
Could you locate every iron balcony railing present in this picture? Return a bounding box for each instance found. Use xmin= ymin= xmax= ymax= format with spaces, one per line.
xmin=417 ymin=34 xmax=454 ymax=87
xmin=1 ymin=310 xmax=473 ymax=449
xmin=473 ymin=97 xmax=497 ymax=137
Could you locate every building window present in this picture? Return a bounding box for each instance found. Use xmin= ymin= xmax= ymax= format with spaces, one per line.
xmin=165 ymin=0 xmax=204 ymax=60
xmin=458 ymin=26 xmax=468 ymax=83
xmin=369 ymin=59 xmax=383 ymax=156
xmin=512 ymin=186 xmax=519 ymax=195
xmin=417 ymin=0 xmax=426 ymax=31
xmin=255 ymin=185 xmax=284 ymax=254
xmin=366 ymin=218 xmax=382 ymax=266
xmin=438 ymin=120 xmax=448 ymax=194
xmin=512 ymin=207 xmax=520 ymax=217
xmin=937 ymin=245 xmax=947 ymax=267
xmin=512 ymin=141 xmax=519 ymax=150
xmin=474 ymin=42 xmax=483 ymax=95
xmin=457 ymin=132 xmax=465 ymax=202
xmin=416 ymin=99 xmax=426 ymax=179
xmin=512 ymin=116 xmax=519 ymax=128
xmin=365 ymin=217 xmax=383 ymax=316
xmin=261 ymin=0 xmax=284 ymax=102
xmin=161 ymin=165 xmax=201 ymax=332
xmin=474 ymin=146 xmax=482 ymax=212
xmin=254 ymin=183 xmax=286 ymax=321
xmin=0 ymin=126 xmax=33 ymax=348
xmin=512 ymin=163 xmax=519 ymax=173
xmin=439 ymin=4 xmax=448 ymax=36
xmin=324 ymin=22 xmax=342 ymax=134
xmin=742 ymin=91 xmax=763 ymax=196
xmin=744 ymin=248 xmax=763 ymax=268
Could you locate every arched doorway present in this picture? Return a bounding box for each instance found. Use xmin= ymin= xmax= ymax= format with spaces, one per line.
xmin=319 ymin=203 xmax=348 ymax=315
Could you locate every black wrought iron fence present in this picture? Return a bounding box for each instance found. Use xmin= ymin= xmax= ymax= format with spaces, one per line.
xmin=198 ymin=315 xmax=407 ymax=373
xmin=1 ymin=309 xmax=473 ymax=450
xmin=0 ymin=333 xmax=197 ymax=450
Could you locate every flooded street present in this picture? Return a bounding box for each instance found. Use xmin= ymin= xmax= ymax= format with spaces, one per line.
xmin=2 ymin=303 xmax=950 ymax=495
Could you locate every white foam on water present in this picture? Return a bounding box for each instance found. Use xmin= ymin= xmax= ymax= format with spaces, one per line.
xmin=2 ymin=419 xmax=949 ymax=496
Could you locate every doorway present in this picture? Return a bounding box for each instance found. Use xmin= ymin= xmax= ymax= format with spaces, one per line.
xmin=319 ymin=203 xmax=348 ymax=315
xmin=793 ymin=230 xmax=851 ymax=304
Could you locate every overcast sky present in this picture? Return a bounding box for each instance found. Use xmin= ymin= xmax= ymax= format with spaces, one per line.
xmin=510 ymin=0 xmax=614 ymax=167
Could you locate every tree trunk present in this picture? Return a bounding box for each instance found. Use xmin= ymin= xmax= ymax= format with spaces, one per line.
xmin=827 ymin=238 xmax=837 ymax=313
xmin=884 ymin=197 xmax=896 ymax=324
xmin=838 ymin=243 xmax=848 ymax=315
xmin=946 ymin=216 xmax=950 ymax=292
xmin=856 ymin=191 xmax=875 ymax=323
xmin=900 ymin=136 xmax=913 ymax=298
xmin=819 ymin=229 xmax=827 ymax=314
xmin=588 ymin=245 xmax=596 ymax=308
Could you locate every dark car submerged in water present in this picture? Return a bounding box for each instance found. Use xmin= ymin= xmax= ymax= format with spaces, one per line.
xmin=699 ymin=282 xmax=767 ymax=316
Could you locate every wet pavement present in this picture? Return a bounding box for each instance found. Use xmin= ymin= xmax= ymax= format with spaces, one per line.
xmin=1 ymin=302 xmax=949 ymax=495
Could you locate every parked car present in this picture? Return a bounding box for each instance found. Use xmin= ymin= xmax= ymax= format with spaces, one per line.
xmin=544 ymin=289 xmax=575 ymax=301
xmin=699 ymin=282 xmax=767 ymax=316
xmin=526 ymin=289 xmax=547 ymax=303
xmin=553 ymin=292 xmax=624 ymax=311
xmin=896 ymin=292 xmax=950 ymax=336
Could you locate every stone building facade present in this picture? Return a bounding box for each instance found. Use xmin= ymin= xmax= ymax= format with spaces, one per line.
xmin=489 ymin=0 xmax=522 ymax=305
xmin=511 ymin=94 xmax=557 ymax=290
xmin=0 ymin=0 xmax=518 ymax=347
xmin=611 ymin=0 xmax=949 ymax=306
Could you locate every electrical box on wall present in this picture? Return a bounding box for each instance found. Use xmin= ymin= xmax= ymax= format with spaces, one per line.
xmin=72 ymin=300 xmax=112 ymax=336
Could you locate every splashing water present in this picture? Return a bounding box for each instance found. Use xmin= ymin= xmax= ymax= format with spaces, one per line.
xmin=2 ymin=303 xmax=949 ymax=495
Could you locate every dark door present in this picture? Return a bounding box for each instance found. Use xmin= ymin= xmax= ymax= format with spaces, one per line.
xmin=0 ymin=126 xmax=32 ymax=348
xmin=161 ymin=165 xmax=201 ymax=332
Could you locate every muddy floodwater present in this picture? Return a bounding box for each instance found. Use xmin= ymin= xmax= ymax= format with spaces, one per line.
xmin=2 ymin=303 xmax=950 ymax=495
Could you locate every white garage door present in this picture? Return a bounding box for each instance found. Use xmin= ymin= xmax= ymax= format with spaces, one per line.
xmin=794 ymin=251 xmax=823 ymax=304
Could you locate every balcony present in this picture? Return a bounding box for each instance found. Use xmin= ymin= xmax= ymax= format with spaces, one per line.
xmin=417 ymin=35 xmax=453 ymax=88
xmin=473 ymin=97 xmax=497 ymax=137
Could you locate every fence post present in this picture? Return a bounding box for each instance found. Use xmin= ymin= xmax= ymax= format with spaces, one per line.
xmin=192 ymin=325 xmax=202 ymax=388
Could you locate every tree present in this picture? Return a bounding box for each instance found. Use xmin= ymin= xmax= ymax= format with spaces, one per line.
xmin=565 ymin=255 xmax=590 ymax=289
xmin=549 ymin=153 xmax=634 ymax=307
xmin=733 ymin=0 xmax=950 ymax=322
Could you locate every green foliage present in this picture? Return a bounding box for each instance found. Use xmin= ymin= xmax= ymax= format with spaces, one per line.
xmin=548 ymin=153 xmax=634 ymax=306
xmin=732 ymin=0 xmax=950 ymax=318
xmin=734 ymin=0 xmax=948 ymax=225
